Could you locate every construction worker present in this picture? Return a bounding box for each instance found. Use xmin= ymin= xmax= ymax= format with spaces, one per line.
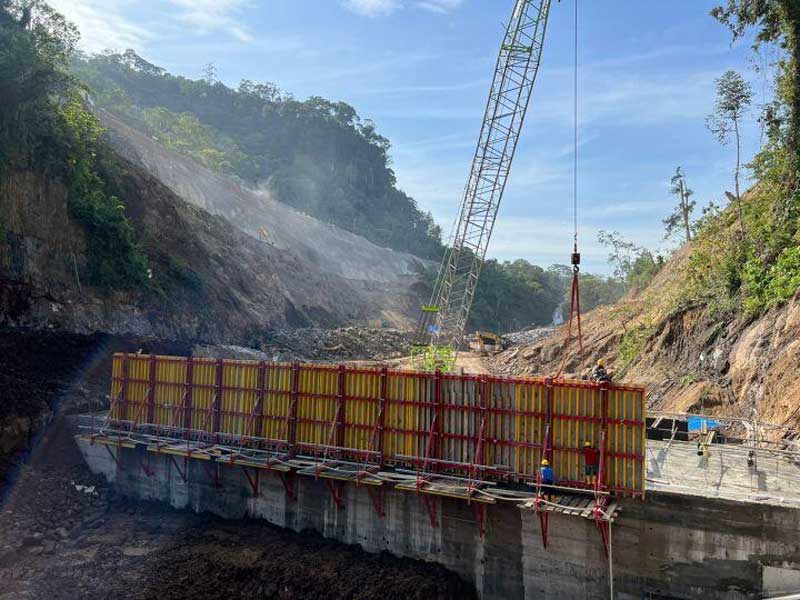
xmin=591 ymin=359 xmax=611 ymax=383
xmin=582 ymin=441 xmax=598 ymax=486
xmin=540 ymin=458 xmax=554 ymax=501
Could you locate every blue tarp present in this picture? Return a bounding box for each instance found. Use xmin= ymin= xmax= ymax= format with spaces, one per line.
xmin=688 ymin=416 xmax=721 ymax=432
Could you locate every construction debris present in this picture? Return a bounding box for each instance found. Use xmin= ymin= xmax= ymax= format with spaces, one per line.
xmin=503 ymin=327 xmax=555 ymax=346
xmin=195 ymin=327 xmax=412 ymax=363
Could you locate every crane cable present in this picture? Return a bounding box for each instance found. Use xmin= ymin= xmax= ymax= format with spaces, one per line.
xmin=556 ymin=0 xmax=584 ymax=379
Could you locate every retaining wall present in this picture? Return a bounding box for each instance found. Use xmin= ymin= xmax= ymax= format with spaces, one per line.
xmin=77 ymin=437 xmax=800 ymax=600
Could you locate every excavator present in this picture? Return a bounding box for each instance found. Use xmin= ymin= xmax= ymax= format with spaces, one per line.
xmin=468 ymin=331 xmax=509 ymax=355
xmin=412 ymin=0 xmax=563 ymax=371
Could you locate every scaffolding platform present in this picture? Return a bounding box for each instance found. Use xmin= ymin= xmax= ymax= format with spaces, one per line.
xmin=77 ymin=434 xmax=137 ymax=450
xmin=518 ymin=492 xmax=619 ymax=522
xmin=295 ymin=461 xmax=383 ymax=486
xmin=145 ymin=441 xmax=219 ymax=461
xmin=395 ymin=476 xmax=497 ymax=504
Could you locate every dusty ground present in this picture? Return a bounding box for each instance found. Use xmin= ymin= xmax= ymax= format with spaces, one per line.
xmin=0 ymin=328 xmax=475 ymax=600
xmin=378 ymin=350 xmax=490 ymax=374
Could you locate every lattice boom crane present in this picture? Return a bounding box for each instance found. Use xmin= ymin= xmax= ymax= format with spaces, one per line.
xmin=414 ymin=0 xmax=553 ymax=369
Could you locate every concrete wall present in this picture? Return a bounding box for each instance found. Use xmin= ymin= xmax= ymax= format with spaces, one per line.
xmin=78 ymin=440 xmax=800 ymax=599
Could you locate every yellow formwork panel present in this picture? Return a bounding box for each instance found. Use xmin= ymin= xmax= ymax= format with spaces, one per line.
xmin=342 ymin=370 xmax=380 ymax=456
xmin=191 ymin=359 xmax=215 ymax=433
xmin=108 ymin=354 xmax=647 ymax=496
xmin=154 ymin=356 xmax=186 ymax=428
xmin=262 ymin=364 xmax=292 ymax=444
xmin=296 ymin=365 xmax=338 ymax=450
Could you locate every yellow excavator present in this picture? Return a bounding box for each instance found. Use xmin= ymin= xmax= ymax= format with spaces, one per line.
xmin=468 ymin=331 xmax=509 ymax=355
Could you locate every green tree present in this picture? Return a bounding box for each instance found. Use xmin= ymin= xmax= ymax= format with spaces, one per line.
xmin=0 ymin=0 xmax=77 ymax=168
xmin=597 ymin=230 xmax=661 ymax=291
xmin=664 ymin=166 xmax=696 ymax=243
xmin=72 ymin=50 xmax=445 ymax=260
xmin=711 ymin=2 xmax=800 ymax=160
xmin=706 ymin=70 xmax=752 ymax=232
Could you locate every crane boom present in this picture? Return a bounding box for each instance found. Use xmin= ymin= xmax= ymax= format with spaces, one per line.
xmin=415 ymin=0 xmax=553 ymax=361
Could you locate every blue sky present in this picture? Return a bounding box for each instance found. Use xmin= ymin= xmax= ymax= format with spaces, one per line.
xmin=51 ymin=0 xmax=776 ymax=272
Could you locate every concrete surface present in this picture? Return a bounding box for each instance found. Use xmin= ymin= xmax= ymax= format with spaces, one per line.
xmin=647 ymin=439 xmax=800 ymax=508
xmin=77 ymin=436 xmax=800 ymax=600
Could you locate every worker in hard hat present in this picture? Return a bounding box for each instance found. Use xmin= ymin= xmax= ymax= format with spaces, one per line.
xmin=582 ymin=441 xmax=598 ymax=486
xmin=539 ymin=458 xmax=554 ymax=501
xmin=590 ymin=358 xmax=611 ymax=383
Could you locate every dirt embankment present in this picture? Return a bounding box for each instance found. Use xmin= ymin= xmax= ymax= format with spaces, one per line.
xmin=492 ymin=246 xmax=800 ymax=433
xmin=0 ymin=119 xmax=429 ymax=342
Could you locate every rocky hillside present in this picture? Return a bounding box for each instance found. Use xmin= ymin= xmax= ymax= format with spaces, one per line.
xmin=97 ymin=108 xmax=428 ymax=289
xmin=0 ymin=139 xmax=423 ymax=342
xmin=492 ymin=245 xmax=800 ymax=433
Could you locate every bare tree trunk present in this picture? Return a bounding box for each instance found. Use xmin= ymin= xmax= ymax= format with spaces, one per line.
xmin=679 ymin=177 xmax=691 ymax=243
xmin=734 ymin=116 xmax=745 ymax=235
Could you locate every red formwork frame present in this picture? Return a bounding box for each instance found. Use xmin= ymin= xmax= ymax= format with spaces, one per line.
xmin=107 ymin=359 xmax=646 ymax=489
xmin=100 ymin=354 xmax=644 ymax=551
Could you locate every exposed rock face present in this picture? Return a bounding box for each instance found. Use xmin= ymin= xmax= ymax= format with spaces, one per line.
xmin=491 ymin=247 xmax=800 ymax=433
xmin=0 ymin=166 xmax=291 ymax=341
xmin=0 ymin=145 xmax=426 ymax=343
xmin=98 ymin=108 xmax=428 ymax=323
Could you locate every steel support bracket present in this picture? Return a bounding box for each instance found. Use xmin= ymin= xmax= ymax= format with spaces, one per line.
xmin=326 ymin=479 xmax=345 ymax=510
xmin=242 ymin=466 xmax=259 ymax=496
xmin=366 ymin=486 xmax=385 ymax=518
xmin=277 ymin=471 xmax=296 ymax=503
xmin=422 ymin=494 xmax=439 ymax=529
xmin=168 ymin=454 xmax=189 ymax=484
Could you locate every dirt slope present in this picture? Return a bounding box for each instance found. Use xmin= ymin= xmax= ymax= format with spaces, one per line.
xmin=492 ymin=246 xmax=800 ymax=433
xmin=0 ymin=144 xmax=425 ymax=342
xmin=98 ymin=109 xmax=428 ymax=309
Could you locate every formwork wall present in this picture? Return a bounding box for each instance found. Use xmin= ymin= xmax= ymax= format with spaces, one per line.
xmin=109 ymin=354 xmax=646 ymax=496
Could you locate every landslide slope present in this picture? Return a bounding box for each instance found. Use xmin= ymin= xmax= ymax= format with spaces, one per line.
xmin=98 ymin=108 xmax=428 ymax=325
xmin=0 ymin=111 xmax=429 ymax=342
xmin=492 ymin=245 xmax=800 ymax=431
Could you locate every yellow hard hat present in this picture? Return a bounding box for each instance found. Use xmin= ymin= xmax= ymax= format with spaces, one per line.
xmin=597 ymin=358 xmax=605 ymax=367
xmin=541 ymin=459 xmax=549 ymax=466
xmin=584 ymin=441 xmax=591 ymax=447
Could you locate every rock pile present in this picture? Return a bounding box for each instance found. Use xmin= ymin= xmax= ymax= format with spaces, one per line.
xmin=503 ymin=327 xmax=555 ymax=346
xmin=195 ymin=327 xmax=412 ymax=363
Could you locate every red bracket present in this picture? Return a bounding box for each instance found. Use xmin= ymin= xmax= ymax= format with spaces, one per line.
xmin=422 ymin=494 xmax=438 ymax=529
xmin=326 ymin=479 xmax=345 ymax=510
xmin=104 ymin=444 xmax=124 ymax=471
xmin=242 ymin=466 xmax=260 ymax=496
xmin=366 ymin=486 xmax=385 ymax=518
xmin=593 ymin=497 xmax=611 ymax=559
xmin=277 ymin=471 xmax=296 ymax=502
xmin=534 ymin=495 xmax=550 ymax=548
xmin=473 ymin=503 xmax=486 ymax=538
xmin=140 ymin=451 xmax=154 ymax=478
xmin=201 ymin=460 xmax=221 ymax=488
xmin=168 ymin=454 xmax=189 ymax=483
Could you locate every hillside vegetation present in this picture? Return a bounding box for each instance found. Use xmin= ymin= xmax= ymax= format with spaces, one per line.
xmin=72 ymin=50 xmax=446 ymax=261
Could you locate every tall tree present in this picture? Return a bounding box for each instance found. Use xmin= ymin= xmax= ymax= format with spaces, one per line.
xmin=597 ymin=230 xmax=660 ymax=290
xmin=664 ymin=166 xmax=696 ymax=243
xmin=706 ymin=70 xmax=752 ymax=232
xmin=711 ymin=2 xmax=800 ymax=161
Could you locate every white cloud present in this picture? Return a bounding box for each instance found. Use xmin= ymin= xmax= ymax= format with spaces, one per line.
xmin=416 ymin=0 xmax=464 ymax=14
xmin=48 ymin=0 xmax=254 ymax=51
xmin=47 ymin=0 xmax=151 ymax=52
xmin=341 ymin=0 xmax=463 ymax=17
xmin=342 ymin=0 xmax=401 ymax=17
xmin=167 ymin=0 xmax=253 ymax=42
